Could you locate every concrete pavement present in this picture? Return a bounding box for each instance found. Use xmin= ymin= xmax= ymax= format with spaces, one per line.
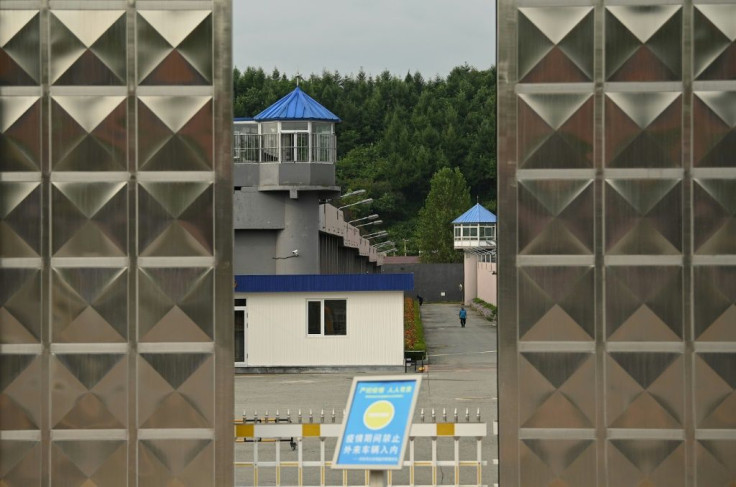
xmin=233 ymin=303 xmax=498 ymax=485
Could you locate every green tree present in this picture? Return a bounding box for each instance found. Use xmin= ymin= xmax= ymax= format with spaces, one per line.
xmin=416 ymin=167 xmax=471 ymax=263
xmin=232 ymin=65 xmax=497 ymax=244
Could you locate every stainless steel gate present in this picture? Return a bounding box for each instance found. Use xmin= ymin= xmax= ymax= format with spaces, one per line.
xmin=0 ymin=2 xmax=233 ymax=485
xmin=498 ymin=1 xmax=736 ymax=485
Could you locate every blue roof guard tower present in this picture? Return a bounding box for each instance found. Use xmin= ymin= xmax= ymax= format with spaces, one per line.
xmin=453 ymin=203 xmax=497 ymax=305
xmin=232 ymin=87 xmax=341 ymax=274
xmin=234 ymin=86 xmax=340 ymax=167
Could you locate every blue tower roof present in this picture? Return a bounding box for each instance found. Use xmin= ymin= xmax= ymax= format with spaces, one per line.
xmin=452 ymin=203 xmax=497 ymax=224
xmin=254 ymin=87 xmax=341 ymax=122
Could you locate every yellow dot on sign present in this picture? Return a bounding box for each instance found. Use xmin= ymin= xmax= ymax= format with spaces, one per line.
xmin=363 ymin=400 xmax=395 ymax=430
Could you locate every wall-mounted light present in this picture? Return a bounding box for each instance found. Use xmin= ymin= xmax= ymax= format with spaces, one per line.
xmin=338 ymin=189 xmax=366 ymax=199
xmin=355 ymin=220 xmax=382 ymax=228
xmin=364 ymin=231 xmax=388 ymax=240
xmin=273 ymin=249 xmax=300 ymax=259
xmin=338 ymin=198 xmax=373 ymax=211
xmin=373 ymin=240 xmax=395 ymax=250
xmin=348 ymin=214 xmax=378 ymax=224
xmin=321 ymin=189 xmax=366 ymax=204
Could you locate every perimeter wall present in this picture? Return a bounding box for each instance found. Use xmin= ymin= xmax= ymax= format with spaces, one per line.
xmin=498 ymin=2 xmax=736 ymax=485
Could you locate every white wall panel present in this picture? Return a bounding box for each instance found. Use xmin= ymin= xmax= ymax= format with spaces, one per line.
xmin=246 ymin=292 xmax=404 ymax=366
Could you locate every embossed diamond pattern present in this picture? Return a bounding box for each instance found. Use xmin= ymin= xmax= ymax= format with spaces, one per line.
xmin=608 ymin=440 xmax=684 ymax=486
xmin=52 ymin=268 xmax=127 ymax=343
xmin=694 ymin=5 xmax=736 ymax=80
xmin=137 ymin=11 xmax=212 ymax=85
xmin=1 ymin=96 xmax=40 ymax=171
xmin=51 ymin=354 xmax=127 ymax=429
xmin=1 ymin=3 xmax=228 ymax=486
xmin=694 ymin=266 xmax=736 ymax=341
xmin=693 ymin=92 xmax=736 ymax=167
xmin=519 ymin=266 xmax=594 ymax=341
xmin=694 ymin=353 xmax=736 ymax=429
xmin=138 ymin=439 xmax=213 ymax=487
xmin=520 ymin=440 xmax=595 ymax=487
xmin=0 ymin=355 xmax=41 ymax=430
xmin=694 ymin=179 xmax=736 ymax=254
xmin=518 ymin=179 xmax=594 ymax=255
xmin=504 ymin=0 xmax=736 ymax=483
xmin=607 ymin=353 xmax=683 ymax=428
xmin=606 ymin=266 xmax=682 ymax=341
xmin=0 ymin=269 xmax=40 ymax=344
xmin=51 ymin=96 xmax=127 ymax=171
xmin=520 ymin=352 xmax=595 ymax=428
xmin=138 ymin=354 xmax=213 ymax=428
xmin=518 ymin=7 xmax=593 ymax=82
xmin=605 ymin=179 xmax=682 ymax=254
xmin=49 ymin=10 xmax=125 ymax=85
xmin=138 ymin=182 xmax=213 ymax=257
xmin=696 ymin=441 xmax=736 ymax=486
xmin=138 ymin=267 xmax=213 ymax=342
xmin=606 ymin=6 xmax=682 ymax=81
xmin=137 ymin=96 xmax=213 ymax=171
xmin=0 ymin=440 xmax=41 ymax=486
xmin=605 ymin=92 xmax=681 ymax=168
xmin=51 ymin=182 xmax=127 ymax=257
xmin=0 ymin=182 xmax=41 ymax=258
xmin=0 ymin=10 xmax=40 ymax=85
xmin=518 ymin=93 xmax=593 ymax=169
xmin=51 ymin=440 xmax=126 ymax=487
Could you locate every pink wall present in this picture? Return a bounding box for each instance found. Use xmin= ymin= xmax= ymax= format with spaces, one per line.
xmin=476 ymin=261 xmax=497 ymax=306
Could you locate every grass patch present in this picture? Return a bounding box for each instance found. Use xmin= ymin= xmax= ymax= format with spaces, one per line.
xmin=472 ymin=297 xmax=497 ymax=320
xmin=404 ymin=298 xmax=426 ymax=352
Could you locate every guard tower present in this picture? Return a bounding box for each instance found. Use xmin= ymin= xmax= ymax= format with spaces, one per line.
xmin=232 ymin=87 xmax=341 ymax=274
xmin=453 ymin=203 xmax=497 ymax=305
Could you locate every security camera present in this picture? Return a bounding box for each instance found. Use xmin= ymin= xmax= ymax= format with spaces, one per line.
xmin=292 ymin=249 xmax=299 ymax=256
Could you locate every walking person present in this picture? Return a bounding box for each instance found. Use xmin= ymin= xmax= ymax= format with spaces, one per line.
xmin=459 ymin=306 xmax=467 ymax=327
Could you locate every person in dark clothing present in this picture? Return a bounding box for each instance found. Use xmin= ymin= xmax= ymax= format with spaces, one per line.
xmin=417 ymin=295 xmax=424 ymax=306
xmin=459 ymin=306 xmax=467 ymax=327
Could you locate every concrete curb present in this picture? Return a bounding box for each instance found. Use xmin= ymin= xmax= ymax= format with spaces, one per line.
xmin=236 ymin=365 xmax=407 ymax=374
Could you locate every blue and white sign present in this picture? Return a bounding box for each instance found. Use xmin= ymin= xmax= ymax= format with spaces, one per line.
xmin=332 ymin=375 xmax=422 ymax=470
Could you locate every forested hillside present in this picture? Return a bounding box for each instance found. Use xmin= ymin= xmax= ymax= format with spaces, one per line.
xmin=233 ymin=66 xmax=496 ymax=254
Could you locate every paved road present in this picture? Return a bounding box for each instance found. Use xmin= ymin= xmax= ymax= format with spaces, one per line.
xmin=234 ymin=303 xmax=498 ymax=486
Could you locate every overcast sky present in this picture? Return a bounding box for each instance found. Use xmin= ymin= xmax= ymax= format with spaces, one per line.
xmin=232 ymin=0 xmax=496 ymax=79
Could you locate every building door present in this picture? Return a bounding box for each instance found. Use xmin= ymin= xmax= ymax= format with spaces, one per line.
xmin=234 ymin=299 xmax=247 ymax=366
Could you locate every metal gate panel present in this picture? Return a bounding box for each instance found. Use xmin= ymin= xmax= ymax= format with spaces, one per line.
xmin=0 ymin=2 xmax=232 ymax=485
xmin=499 ymin=0 xmax=736 ymax=485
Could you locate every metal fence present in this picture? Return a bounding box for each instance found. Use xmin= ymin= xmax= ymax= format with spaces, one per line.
xmin=234 ymin=409 xmax=494 ymax=487
xmin=234 ymin=133 xmax=337 ymax=163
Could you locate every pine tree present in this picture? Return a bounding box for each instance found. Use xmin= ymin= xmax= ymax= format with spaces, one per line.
xmin=416 ymin=167 xmax=471 ymax=263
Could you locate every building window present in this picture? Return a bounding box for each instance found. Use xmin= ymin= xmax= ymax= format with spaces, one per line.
xmin=234 ymin=299 xmax=247 ymax=363
xmin=480 ymin=225 xmax=495 ymax=240
xmin=313 ymin=123 xmax=335 ymax=162
xmin=307 ymin=299 xmax=347 ymax=336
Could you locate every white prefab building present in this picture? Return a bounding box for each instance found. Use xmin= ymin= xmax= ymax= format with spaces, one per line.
xmin=233 ymin=274 xmax=413 ymax=368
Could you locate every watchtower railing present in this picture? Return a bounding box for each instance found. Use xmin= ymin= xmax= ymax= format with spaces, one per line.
xmin=234 ymin=133 xmax=337 ymax=163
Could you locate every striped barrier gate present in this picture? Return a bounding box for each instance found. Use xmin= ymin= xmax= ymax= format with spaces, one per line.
xmin=234 ymin=409 xmax=496 ymax=487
